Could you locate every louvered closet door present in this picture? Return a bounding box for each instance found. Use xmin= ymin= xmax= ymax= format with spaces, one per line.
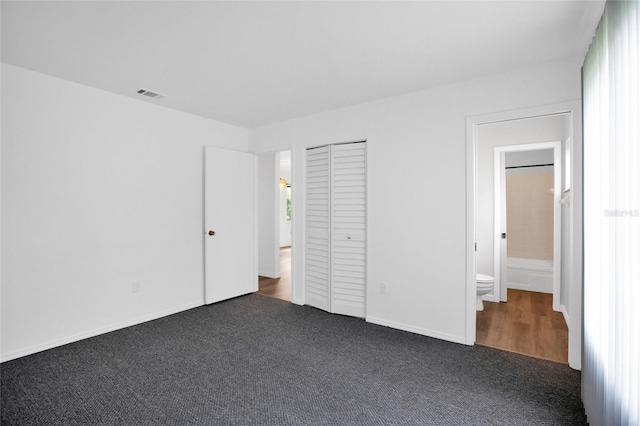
xmin=331 ymin=142 xmax=366 ymax=318
xmin=305 ymin=146 xmax=331 ymax=311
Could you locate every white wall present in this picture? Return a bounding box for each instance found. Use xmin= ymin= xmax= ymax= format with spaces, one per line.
xmin=249 ymin=58 xmax=582 ymax=344
xmin=1 ymin=64 xmax=249 ymax=361
xmin=257 ymin=153 xmax=280 ymax=277
xmin=505 ymin=149 xmax=554 ymax=168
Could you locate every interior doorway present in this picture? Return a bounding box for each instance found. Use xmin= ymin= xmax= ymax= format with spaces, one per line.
xmin=257 ymin=150 xmax=292 ymax=302
xmin=258 ymin=247 xmax=291 ymax=301
xmin=466 ymin=103 xmax=582 ymax=369
xmin=494 ymin=143 xmax=561 ymax=307
xmin=478 ymin=143 xmax=567 ymax=363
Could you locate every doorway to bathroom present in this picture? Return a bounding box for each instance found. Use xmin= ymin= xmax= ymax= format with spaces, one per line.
xmin=466 ymin=103 xmax=582 ymax=368
xmin=478 ymin=142 xmax=567 ymax=363
xmin=494 ymin=143 xmax=561 ymax=307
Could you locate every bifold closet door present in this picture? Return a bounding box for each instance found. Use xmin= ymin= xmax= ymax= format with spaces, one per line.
xmin=331 ymin=143 xmax=366 ymax=318
xmin=305 ymin=146 xmax=331 ymax=311
xmin=305 ymin=142 xmax=366 ymax=318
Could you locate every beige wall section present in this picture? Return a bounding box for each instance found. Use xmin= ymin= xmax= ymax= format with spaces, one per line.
xmin=506 ymin=171 xmax=554 ymax=260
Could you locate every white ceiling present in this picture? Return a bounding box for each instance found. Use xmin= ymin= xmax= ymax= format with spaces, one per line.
xmin=1 ymin=1 xmax=604 ymax=128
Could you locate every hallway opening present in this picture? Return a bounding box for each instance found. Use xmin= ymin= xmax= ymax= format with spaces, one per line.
xmin=258 ymin=247 xmax=291 ymax=302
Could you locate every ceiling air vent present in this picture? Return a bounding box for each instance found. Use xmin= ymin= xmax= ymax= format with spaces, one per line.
xmin=137 ymin=89 xmax=166 ymax=100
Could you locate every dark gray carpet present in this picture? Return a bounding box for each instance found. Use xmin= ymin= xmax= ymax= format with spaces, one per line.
xmin=1 ymin=294 xmax=586 ymax=425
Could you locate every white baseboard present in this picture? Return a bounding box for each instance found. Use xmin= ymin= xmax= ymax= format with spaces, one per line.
xmin=366 ymin=316 xmax=466 ymax=345
xmin=258 ymin=270 xmax=280 ymax=279
xmin=1 ymin=300 xmax=203 ymax=363
xmin=560 ymin=304 xmax=570 ymax=328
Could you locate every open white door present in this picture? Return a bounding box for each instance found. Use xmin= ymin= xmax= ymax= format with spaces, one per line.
xmin=204 ymin=146 xmax=257 ymax=304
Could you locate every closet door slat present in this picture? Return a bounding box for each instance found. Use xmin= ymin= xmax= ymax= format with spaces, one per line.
xmin=305 ymin=146 xmax=331 ymax=311
xmin=331 ymin=142 xmax=366 ymax=318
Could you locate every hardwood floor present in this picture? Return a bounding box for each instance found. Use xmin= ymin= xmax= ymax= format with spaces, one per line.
xmin=476 ymin=289 xmax=568 ymax=363
xmin=257 ymin=247 xmax=291 ymax=302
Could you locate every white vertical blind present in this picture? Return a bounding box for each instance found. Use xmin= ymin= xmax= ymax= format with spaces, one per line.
xmin=583 ymin=1 xmax=640 ymax=425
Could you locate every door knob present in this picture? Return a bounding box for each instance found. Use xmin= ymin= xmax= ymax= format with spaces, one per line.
xmin=208 ymin=230 xmax=216 ymax=236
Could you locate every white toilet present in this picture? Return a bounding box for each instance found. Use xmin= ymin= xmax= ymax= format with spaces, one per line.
xmin=476 ymin=274 xmax=494 ymax=311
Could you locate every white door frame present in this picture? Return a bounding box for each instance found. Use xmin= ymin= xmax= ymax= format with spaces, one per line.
xmin=493 ymin=142 xmax=562 ymax=310
xmin=257 ymin=152 xmax=281 ymax=279
xmin=465 ymin=101 xmax=583 ymax=370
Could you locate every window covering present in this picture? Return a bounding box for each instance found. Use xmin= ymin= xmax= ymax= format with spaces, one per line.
xmin=582 ymin=1 xmax=640 ymax=425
